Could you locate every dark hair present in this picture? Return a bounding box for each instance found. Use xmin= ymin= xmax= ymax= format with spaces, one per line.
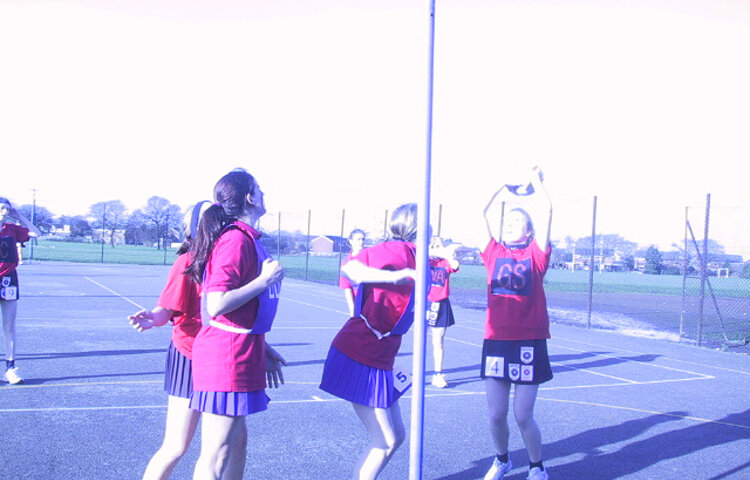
xmin=349 ymin=228 xmax=366 ymax=240
xmin=0 ymin=197 xmax=11 ymax=207
xmin=186 ymin=169 xmax=257 ymax=283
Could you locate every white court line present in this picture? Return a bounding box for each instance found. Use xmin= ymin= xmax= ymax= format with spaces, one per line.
xmin=282 ymin=297 xmax=347 ymax=315
xmin=553 ymin=344 xmax=715 ymax=379
xmin=83 ymin=276 xmax=145 ymax=309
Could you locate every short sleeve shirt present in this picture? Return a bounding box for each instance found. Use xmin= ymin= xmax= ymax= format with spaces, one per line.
xmin=0 ymin=223 xmax=30 ymax=277
xmin=158 ymin=253 xmax=201 ymax=359
xmin=481 ymin=238 xmax=551 ymax=340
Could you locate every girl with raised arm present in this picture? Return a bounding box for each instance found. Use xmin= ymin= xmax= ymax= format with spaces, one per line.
xmin=481 ymin=167 xmax=553 ymax=480
xmin=320 ymin=203 xmax=417 ymax=480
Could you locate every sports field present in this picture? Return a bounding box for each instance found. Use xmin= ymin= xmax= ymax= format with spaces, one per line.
xmin=0 ymin=261 xmax=748 ymax=479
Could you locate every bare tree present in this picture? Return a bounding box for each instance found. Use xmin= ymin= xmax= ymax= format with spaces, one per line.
xmin=89 ymin=200 xmax=128 ymax=247
xmin=141 ymin=196 xmax=181 ymax=250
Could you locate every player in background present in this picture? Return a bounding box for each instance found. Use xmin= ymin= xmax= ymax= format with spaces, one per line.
xmin=426 ymin=236 xmax=460 ymax=388
xmin=340 ymin=229 xmax=366 ymax=317
xmin=480 ymin=166 xmax=553 ymax=480
xmin=0 ymin=197 xmax=40 ymax=385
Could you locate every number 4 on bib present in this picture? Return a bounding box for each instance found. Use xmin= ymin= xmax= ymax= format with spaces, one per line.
xmin=484 ymin=356 xmax=505 ymax=378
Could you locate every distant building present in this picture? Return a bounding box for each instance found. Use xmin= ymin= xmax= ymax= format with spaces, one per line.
xmin=309 ymin=235 xmax=348 ymax=255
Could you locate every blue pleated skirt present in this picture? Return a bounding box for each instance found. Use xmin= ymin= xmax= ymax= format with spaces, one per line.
xmin=319 ymin=345 xmax=408 ymax=408
xmin=164 ymin=342 xmax=193 ymax=399
xmin=189 ymin=389 xmax=270 ymax=416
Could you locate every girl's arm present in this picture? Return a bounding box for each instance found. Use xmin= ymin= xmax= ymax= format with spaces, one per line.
xmin=265 ymin=341 xmax=287 ymax=388
xmin=341 ymin=260 xmax=416 ymax=285
xmin=525 ymin=166 xmax=553 ymax=250
xmin=10 ymin=207 xmax=41 ymax=237
xmin=206 ymin=257 xmax=284 ymax=317
xmin=483 ymin=186 xmax=508 ymax=244
xmin=128 ymin=306 xmax=174 ymax=332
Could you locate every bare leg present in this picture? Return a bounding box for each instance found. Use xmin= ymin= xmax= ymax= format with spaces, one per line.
xmin=222 ymin=419 xmax=247 ymax=480
xmin=1 ymin=300 xmax=18 ymax=363
xmin=513 ymin=383 xmax=542 ymax=462
xmin=142 ymin=395 xmax=201 ymax=480
xmin=193 ymin=413 xmax=245 ymax=480
xmin=430 ymin=327 xmax=446 ymax=373
xmin=351 ymin=401 xmax=406 ymax=480
xmin=485 ymin=378 xmax=512 ymax=456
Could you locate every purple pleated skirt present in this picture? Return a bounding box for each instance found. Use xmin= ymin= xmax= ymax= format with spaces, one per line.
xmin=319 ymin=346 xmax=408 ymax=408
xmin=189 ymin=389 xmax=270 ymax=416
xmin=164 ymin=342 xmax=193 ymax=399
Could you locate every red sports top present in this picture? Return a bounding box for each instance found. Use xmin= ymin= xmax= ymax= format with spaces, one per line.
xmin=191 ymin=221 xmax=266 ymax=392
xmin=331 ymin=241 xmax=416 ymax=370
xmin=427 ymin=257 xmax=458 ymax=302
xmin=481 ymin=238 xmax=551 ymax=341
xmin=0 ymin=223 xmax=30 ymax=276
xmin=157 ymin=253 xmax=201 ymax=359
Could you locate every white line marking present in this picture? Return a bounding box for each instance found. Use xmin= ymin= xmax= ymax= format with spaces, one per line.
xmin=83 ymin=277 xmax=145 ymax=309
xmin=536 ymin=396 xmax=750 ymax=430
xmin=554 ymin=335 xmax=750 ymax=375
xmin=550 ymin=361 xmax=639 ymax=383
xmin=282 ymin=297 xmax=348 ymax=315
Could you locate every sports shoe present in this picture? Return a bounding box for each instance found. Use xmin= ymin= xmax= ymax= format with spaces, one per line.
xmin=5 ymin=367 xmax=24 ymax=385
xmin=527 ymin=466 xmax=549 ymax=480
xmin=483 ymin=457 xmax=512 ymax=480
xmin=431 ymin=373 xmax=447 ymax=388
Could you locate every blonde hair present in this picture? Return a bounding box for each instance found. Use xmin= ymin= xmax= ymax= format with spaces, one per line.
xmin=389 ymin=203 xmax=418 ymax=242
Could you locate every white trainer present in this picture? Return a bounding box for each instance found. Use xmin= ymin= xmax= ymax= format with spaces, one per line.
xmin=527 ymin=466 xmax=549 ymax=480
xmin=431 ymin=373 xmax=448 ymax=388
xmin=5 ymin=367 xmax=24 ymax=385
xmin=483 ymin=457 xmax=512 ymax=480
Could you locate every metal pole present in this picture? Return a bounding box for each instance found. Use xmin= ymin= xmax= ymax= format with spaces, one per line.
xmin=277 ymin=212 xmax=282 ymax=258
xmin=436 ymin=203 xmax=442 ymax=237
xmin=29 ymin=189 xmax=36 ymax=261
xmin=409 ymin=1 xmax=436 ymax=478
xmin=383 ymin=209 xmax=389 ymax=240
xmin=305 ymin=210 xmax=311 ymax=281
xmin=338 ymin=209 xmax=346 ymax=282
xmin=100 ymin=212 xmax=106 ymax=263
xmin=587 ymin=195 xmax=597 ymax=329
xmin=163 ymin=210 xmax=169 ymax=265
xmin=698 ymin=194 xmax=710 ymax=346
xmin=680 ymin=206 xmax=688 ymax=341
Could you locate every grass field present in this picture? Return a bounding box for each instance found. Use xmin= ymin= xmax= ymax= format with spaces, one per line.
xmin=26 ymin=240 xmax=750 ymax=299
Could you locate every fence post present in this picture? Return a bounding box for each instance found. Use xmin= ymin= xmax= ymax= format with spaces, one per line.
xmin=305 ymin=209 xmax=311 ymax=281
xmin=436 ymin=203 xmax=442 ymax=237
xmin=698 ymin=194 xmax=711 ymax=346
xmin=587 ymin=195 xmax=597 ymax=329
xmin=383 ymin=209 xmax=389 ymax=239
xmin=338 ymin=209 xmax=345 ymax=283
xmin=680 ymin=206 xmax=687 ymax=341
xmin=277 ymin=212 xmax=282 ymax=258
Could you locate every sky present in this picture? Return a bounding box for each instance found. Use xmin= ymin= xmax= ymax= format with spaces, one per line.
xmin=1 ymin=0 xmax=749 ymax=257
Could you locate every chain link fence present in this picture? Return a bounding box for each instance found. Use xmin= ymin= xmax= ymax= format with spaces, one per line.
xmin=259 ymin=194 xmax=749 ymax=351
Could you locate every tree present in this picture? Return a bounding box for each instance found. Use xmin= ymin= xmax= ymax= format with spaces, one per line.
xmin=18 ymin=204 xmax=54 ymax=233
xmin=743 ymin=262 xmax=750 ymax=280
xmin=644 ymin=245 xmax=663 ymax=274
xmin=141 ymin=196 xmax=182 ymax=249
xmin=57 ymin=215 xmax=94 ymax=238
xmin=89 ymin=200 xmax=128 ymax=247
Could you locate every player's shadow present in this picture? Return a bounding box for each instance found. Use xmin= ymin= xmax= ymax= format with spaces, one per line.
xmin=432 ymin=364 xmax=482 ymax=388
xmin=546 ymin=408 xmax=750 ymax=479
xmin=15 ymin=349 xmax=166 ymax=360
xmin=16 ymin=370 xmax=164 ymax=385
xmin=549 ymin=352 xmax=662 ymax=373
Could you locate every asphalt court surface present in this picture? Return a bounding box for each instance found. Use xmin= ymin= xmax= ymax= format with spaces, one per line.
xmin=1 ymin=261 xmax=748 ymax=479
